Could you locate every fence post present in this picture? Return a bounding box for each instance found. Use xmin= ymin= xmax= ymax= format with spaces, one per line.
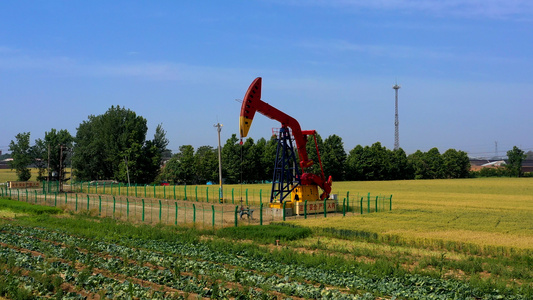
xmin=75 ymin=194 xmax=78 ymax=211
xmin=118 ymin=183 xmax=121 ymax=196
xmin=153 ymin=184 xmax=156 ymax=198
xmin=206 ymin=187 xmax=209 ymax=203
xmin=141 ymin=199 xmax=145 ymax=222
xmin=346 ymin=191 xmax=350 ymax=206
xmin=246 ymin=189 xmax=248 ymax=206
xmin=193 ymin=204 xmax=196 ymax=224
xmin=343 ymin=198 xmax=346 ymax=216
xmin=99 ymin=196 xmax=102 ymax=216
xmin=367 ymin=194 xmax=371 ymax=214
xmin=260 ymin=203 xmax=263 ymax=225
xmin=259 ymin=189 xmax=262 ymax=205
xmin=174 ymin=185 xmax=176 ymax=200
xmin=324 ymin=199 xmax=327 ymax=218
xmin=360 ymin=197 xmax=363 ymax=215
xmin=54 ymin=193 xmax=57 ymax=206
xmin=347 ymin=197 xmax=350 ymax=215
xmin=113 ymin=196 xmax=116 ymax=216
xmin=234 ymin=205 xmax=238 ymax=227
xmin=110 ymin=182 xmax=113 ymax=195
xmin=144 ymin=185 xmax=147 ymax=197
xmin=390 ymin=195 xmax=393 ymax=211
xmin=159 ymin=200 xmax=162 ymax=222
xmin=375 ymin=196 xmax=378 ymax=212
xmin=212 ymin=205 xmax=215 ymax=228
xmin=304 ymin=200 xmax=308 ymax=219
xmin=164 ymin=185 xmax=166 ymax=199
xmin=175 ymin=202 xmax=178 ymax=225
xmin=232 ymin=188 xmax=234 ymax=204
xmin=127 ymin=199 xmax=130 ymax=220
xmin=184 ymin=184 xmax=187 ymax=200
xmin=135 ymin=184 xmax=138 ymax=198
xmin=103 ymin=182 xmax=106 ymax=194
xmin=87 ymin=195 xmax=90 ymax=211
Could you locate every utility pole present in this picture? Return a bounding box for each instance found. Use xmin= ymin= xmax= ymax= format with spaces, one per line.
xmin=59 ymin=145 xmax=63 ymax=192
xmin=214 ymin=123 xmax=223 ymax=202
xmin=47 ymin=144 xmax=50 ymax=193
xmin=392 ymin=82 xmax=401 ymax=151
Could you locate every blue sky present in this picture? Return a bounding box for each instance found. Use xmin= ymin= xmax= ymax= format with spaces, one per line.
xmin=1 ymin=1 xmax=532 ymax=158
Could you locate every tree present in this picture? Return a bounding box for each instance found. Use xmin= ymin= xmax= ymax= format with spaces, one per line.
xmin=194 ymin=146 xmax=218 ymax=184
xmin=408 ymin=150 xmax=429 ymax=179
xmin=175 ymin=145 xmax=196 ymax=184
xmin=241 ymin=138 xmax=263 ymax=183
xmin=345 ymin=145 xmax=364 ymax=181
xmin=304 ymin=133 xmax=324 ymax=176
xmin=254 ymin=137 xmax=268 ymax=182
xmin=153 ymin=123 xmax=171 ymax=161
xmin=507 ymin=146 xmax=526 ymax=177
xmin=322 ymin=134 xmax=346 ymax=181
xmin=221 ymin=134 xmax=242 ymax=184
xmin=390 ymin=148 xmax=412 ymax=180
xmin=261 ymin=136 xmax=278 ymax=182
xmin=44 ymin=129 xmax=74 ymax=183
xmin=72 ymin=105 xmax=163 ymax=183
xmin=442 ymin=149 xmax=470 ymax=178
xmin=8 ymin=132 xmax=32 ymax=181
xmin=30 ymin=138 xmax=48 ymax=181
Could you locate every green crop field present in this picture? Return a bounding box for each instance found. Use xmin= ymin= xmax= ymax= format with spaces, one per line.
xmin=0 ymin=178 xmax=531 ymax=298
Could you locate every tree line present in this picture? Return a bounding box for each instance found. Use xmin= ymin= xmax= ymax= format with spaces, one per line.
xmin=8 ymin=106 xmax=529 ymax=184
xmin=159 ymin=134 xmax=476 ymax=185
xmin=9 ymin=106 xmax=169 ymax=184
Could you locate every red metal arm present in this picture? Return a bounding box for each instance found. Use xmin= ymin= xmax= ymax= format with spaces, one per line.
xmin=240 ymin=77 xmax=313 ymax=170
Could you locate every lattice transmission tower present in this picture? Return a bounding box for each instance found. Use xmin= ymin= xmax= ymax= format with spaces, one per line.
xmin=392 ymin=83 xmax=401 ymax=151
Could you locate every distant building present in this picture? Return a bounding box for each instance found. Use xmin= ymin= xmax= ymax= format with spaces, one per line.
xmin=470 ymin=159 xmax=533 ymax=173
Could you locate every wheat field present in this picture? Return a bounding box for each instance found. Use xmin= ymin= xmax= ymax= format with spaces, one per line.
xmin=290 ymin=178 xmax=533 ymax=251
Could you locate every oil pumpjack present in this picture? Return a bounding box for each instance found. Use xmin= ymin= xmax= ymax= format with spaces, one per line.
xmin=239 ymin=77 xmax=334 ymax=215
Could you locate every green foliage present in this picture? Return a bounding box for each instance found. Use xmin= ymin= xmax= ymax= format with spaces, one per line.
xmin=346 ymin=142 xmax=412 ymax=181
xmin=194 ymin=145 xmax=218 ymax=183
xmin=442 ymin=148 xmax=470 ymax=178
xmin=30 ymin=138 xmax=47 ymax=181
xmin=323 ymin=134 xmax=346 ymax=181
xmin=8 ymin=132 xmax=32 ymax=181
xmin=216 ymin=224 xmax=312 ymax=243
xmin=305 ymin=132 xmax=324 ymax=176
xmin=408 ymin=147 xmax=470 ymax=179
xmin=0 ymin=210 xmax=530 ymax=299
xmin=72 ymin=105 xmax=166 ymax=184
xmin=221 ymin=134 xmax=242 ymax=184
xmin=0 ymin=198 xmax=62 ymax=215
xmin=507 ymin=146 xmax=526 ymax=177
xmin=44 ymin=129 xmax=74 ymax=182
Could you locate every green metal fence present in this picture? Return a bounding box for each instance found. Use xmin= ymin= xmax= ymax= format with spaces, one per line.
xmin=1 ymin=183 xmax=393 ymax=228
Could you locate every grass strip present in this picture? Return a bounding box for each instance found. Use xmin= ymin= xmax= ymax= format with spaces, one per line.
xmin=0 ymin=198 xmax=62 ymax=215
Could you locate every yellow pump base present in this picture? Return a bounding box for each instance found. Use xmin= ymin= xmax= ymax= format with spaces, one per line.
xmin=269 ymin=185 xmax=337 ymax=216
